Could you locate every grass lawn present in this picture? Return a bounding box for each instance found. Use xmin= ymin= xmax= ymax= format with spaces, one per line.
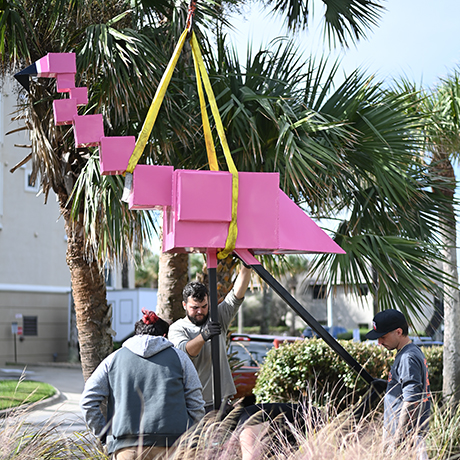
xmin=0 ymin=380 xmax=56 ymax=410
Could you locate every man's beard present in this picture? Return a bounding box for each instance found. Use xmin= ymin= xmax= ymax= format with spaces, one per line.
xmin=187 ymin=312 xmax=209 ymax=327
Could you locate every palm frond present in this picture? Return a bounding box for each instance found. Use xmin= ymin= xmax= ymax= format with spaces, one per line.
xmin=310 ymin=230 xmax=450 ymax=323
xmin=77 ymin=22 xmax=167 ymax=128
xmin=70 ymin=155 xmax=159 ymax=264
xmin=0 ymin=0 xmax=38 ymax=69
xmin=322 ymin=0 xmax=385 ymax=47
xmin=263 ymin=0 xmax=385 ymax=47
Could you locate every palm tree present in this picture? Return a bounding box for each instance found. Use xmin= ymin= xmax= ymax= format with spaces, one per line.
xmin=306 ymin=71 xmax=452 ymax=322
xmin=0 ymin=0 xmax=201 ymax=380
xmin=192 ymin=35 xmax=449 ymax=320
xmin=412 ymin=73 xmax=460 ymax=402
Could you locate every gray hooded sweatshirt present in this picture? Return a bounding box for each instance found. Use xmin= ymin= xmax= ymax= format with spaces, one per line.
xmin=80 ymin=335 xmax=205 ymax=453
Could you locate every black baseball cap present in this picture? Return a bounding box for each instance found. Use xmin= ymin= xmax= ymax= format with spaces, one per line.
xmin=365 ymin=309 xmax=408 ymax=340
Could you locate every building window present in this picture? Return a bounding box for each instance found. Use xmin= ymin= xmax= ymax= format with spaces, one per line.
xmin=312 ymin=285 xmax=327 ymax=300
xmin=24 ymin=169 xmax=39 ymax=193
xmin=358 ymin=285 xmax=369 ymax=296
xmin=23 ymin=316 xmax=38 ymax=336
xmin=105 ymin=267 xmax=113 ymax=288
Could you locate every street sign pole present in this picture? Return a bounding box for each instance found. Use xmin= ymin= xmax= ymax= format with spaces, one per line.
xmin=11 ymin=322 xmax=18 ymax=363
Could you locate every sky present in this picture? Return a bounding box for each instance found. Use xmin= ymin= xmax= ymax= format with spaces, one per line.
xmin=223 ymin=0 xmax=460 ymax=267
xmin=151 ymin=1 xmax=460 ymax=254
xmin=224 ymin=0 xmax=460 ymax=89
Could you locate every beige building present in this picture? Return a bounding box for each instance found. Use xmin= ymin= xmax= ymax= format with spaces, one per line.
xmin=0 ymin=77 xmax=71 ymax=365
xmin=0 ymin=77 xmax=139 ymax=366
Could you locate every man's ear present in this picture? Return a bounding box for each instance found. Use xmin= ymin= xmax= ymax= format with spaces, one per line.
xmin=183 ymin=301 xmax=186 ymax=310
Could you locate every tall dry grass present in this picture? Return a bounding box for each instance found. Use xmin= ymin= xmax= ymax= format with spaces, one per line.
xmin=2 ymin=395 xmax=460 ymax=459
xmin=0 ymin=404 xmax=107 ymax=459
xmin=169 ymin=401 xmax=436 ymax=460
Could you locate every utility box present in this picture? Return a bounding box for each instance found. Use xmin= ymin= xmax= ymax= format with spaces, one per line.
xmin=107 ymin=288 xmax=158 ymax=341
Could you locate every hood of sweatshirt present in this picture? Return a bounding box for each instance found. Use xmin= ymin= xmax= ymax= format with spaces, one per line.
xmin=122 ymin=334 xmax=173 ymax=359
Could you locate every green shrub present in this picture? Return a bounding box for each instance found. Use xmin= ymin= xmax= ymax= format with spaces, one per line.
xmin=337 ymin=331 xmax=353 ymax=340
xmin=423 ymin=345 xmax=443 ymax=397
xmin=254 ymin=339 xmax=443 ymax=407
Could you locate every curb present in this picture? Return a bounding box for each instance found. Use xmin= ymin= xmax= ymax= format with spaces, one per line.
xmin=0 ymin=386 xmax=64 ymax=419
xmin=5 ymin=362 xmax=82 ymax=369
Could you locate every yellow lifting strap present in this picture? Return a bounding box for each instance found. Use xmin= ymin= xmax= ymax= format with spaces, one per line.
xmin=125 ymin=29 xmax=239 ymax=259
xmin=190 ymin=32 xmax=239 ymax=259
xmin=126 ymin=29 xmax=188 ymax=173
xmin=191 ymin=36 xmax=218 ymax=172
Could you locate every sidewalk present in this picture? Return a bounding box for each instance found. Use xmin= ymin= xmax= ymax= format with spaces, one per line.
xmin=0 ymin=362 xmax=87 ymax=433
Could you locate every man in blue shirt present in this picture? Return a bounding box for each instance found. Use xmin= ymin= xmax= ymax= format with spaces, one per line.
xmin=366 ymin=309 xmax=430 ymax=456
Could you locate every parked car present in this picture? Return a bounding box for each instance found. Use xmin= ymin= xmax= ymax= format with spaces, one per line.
xmin=410 ymin=336 xmax=443 ymax=347
xmin=229 ymin=333 xmax=303 ymax=398
xmin=302 ymin=325 xmax=348 ymax=339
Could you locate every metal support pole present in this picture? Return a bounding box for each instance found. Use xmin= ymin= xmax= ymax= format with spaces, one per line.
xmin=235 ymin=249 xmax=375 ymax=385
xmin=207 ymin=249 xmax=221 ymax=410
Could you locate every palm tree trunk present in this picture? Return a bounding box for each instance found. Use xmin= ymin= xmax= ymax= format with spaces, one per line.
xmin=287 ymin=282 xmax=298 ymax=335
xmin=59 ymin=192 xmax=113 ymax=382
xmin=198 ymin=255 xmax=240 ymax=303
xmin=68 ymin=293 xmax=79 ymax=363
xmin=441 ymin=221 xmax=460 ymax=402
xmin=156 ymin=251 xmax=189 ymax=323
xmin=260 ymin=283 xmax=272 ymax=334
xmin=431 ymin=153 xmax=460 ymax=403
xmin=372 ymin=266 xmax=379 ymax=317
xmin=216 ymin=256 xmax=240 ymax=302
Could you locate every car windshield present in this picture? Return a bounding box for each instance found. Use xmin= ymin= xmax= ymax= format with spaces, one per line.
xmin=228 ymin=340 xmax=274 ymax=367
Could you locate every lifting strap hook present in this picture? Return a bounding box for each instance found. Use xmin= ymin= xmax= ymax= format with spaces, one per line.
xmin=186 ymin=0 xmax=197 ymax=38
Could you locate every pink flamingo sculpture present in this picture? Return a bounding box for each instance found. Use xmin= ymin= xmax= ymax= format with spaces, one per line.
xmin=15 ymin=53 xmax=377 ymax=411
xmin=15 ymin=52 xmax=345 ymax=257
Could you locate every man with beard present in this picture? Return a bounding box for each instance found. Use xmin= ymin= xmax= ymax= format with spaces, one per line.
xmin=168 ymin=265 xmax=251 ymax=413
